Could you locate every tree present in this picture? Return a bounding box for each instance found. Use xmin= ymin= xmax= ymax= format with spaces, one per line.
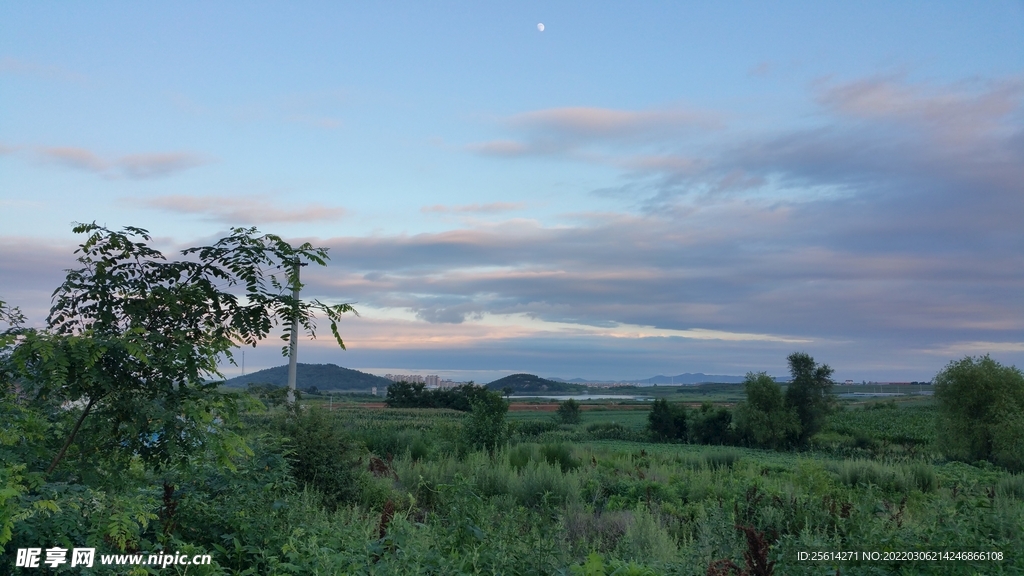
xmin=689 ymin=401 xmax=734 ymax=445
xmin=4 ymin=223 xmax=356 ymax=475
xmin=463 ymin=389 xmax=509 ymax=456
xmin=734 ymin=372 xmax=800 ymax=449
xmin=934 ymin=355 xmax=1024 ymax=471
xmin=556 ymin=398 xmax=582 ymax=425
xmin=647 ymin=399 xmax=687 ymax=442
xmin=783 ymin=352 xmax=835 ymax=444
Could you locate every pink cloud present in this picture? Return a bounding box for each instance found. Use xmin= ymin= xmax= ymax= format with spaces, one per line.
xmin=117 ymin=153 xmax=210 ymax=179
xmin=466 ymin=140 xmax=530 ymax=157
xmin=817 ymin=76 xmax=1022 ymax=140
xmin=37 ymin=146 xmax=212 ymax=179
xmin=510 ymin=106 xmax=721 ymax=138
xmin=421 ymin=202 xmax=526 ymax=214
xmin=39 ymin=147 xmax=109 ymax=172
xmin=141 ymin=195 xmax=346 ymax=224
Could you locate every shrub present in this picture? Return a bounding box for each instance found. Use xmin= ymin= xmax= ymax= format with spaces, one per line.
xmin=272 ymin=407 xmax=365 ymax=510
xmin=540 ymin=443 xmax=581 ymax=472
xmin=508 ymin=444 xmax=538 ymax=471
xmin=934 ymin=355 xmax=1024 ymax=471
xmin=586 ymin=422 xmax=636 ymax=441
xmin=996 ymin=475 xmax=1024 ymax=500
xmin=463 ymin=390 xmax=509 ymax=456
xmin=409 ymin=438 xmax=430 ymax=461
xmin=647 ymin=399 xmax=687 ymax=442
xmin=734 ymin=372 xmax=800 ymax=449
xmin=556 ymin=399 xmax=583 ymax=425
xmin=908 ymin=463 xmax=938 ymax=493
xmin=689 ymin=402 xmax=734 ymax=445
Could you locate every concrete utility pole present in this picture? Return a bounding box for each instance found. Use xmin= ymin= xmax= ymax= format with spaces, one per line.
xmin=286 ymin=258 xmax=307 ymax=406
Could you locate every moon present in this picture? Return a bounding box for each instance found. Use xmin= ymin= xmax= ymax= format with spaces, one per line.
xmin=537 ymin=23 xmax=545 ymax=32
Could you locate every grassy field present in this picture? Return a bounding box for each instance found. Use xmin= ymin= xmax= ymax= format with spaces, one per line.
xmin=244 ymin=399 xmax=1021 ymax=575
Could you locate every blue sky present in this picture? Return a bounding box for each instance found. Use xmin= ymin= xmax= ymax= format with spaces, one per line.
xmin=2 ymin=2 xmax=1022 ymax=383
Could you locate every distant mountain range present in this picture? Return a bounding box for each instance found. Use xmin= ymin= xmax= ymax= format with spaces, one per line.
xmin=222 ymin=364 xmax=770 ymax=392
xmin=222 ymin=363 xmax=391 ymax=391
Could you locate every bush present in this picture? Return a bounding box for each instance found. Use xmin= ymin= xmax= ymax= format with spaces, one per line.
xmin=689 ymin=402 xmax=734 ymax=445
xmin=540 ymin=443 xmax=581 ymax=472
xmin=996 ymin=475 xmax=1024 ymax=500
xmin=586 ymin=422 xmax=636 ymax=441
xmin=508 ymin=444 xmax=537 ymax=471
xmin=934 ymin=355 xmax=1024 ymax=471
xmin=908 ymin=463 xmax=938 ymax=493
xmin=734 ymin=372 xmax=800 ymax=449
xmin=463 ymin=389 xmax=509 ymax=456
xmin=647 ymin=399 xmax=686 ymax=442
xmin=272 ymin=407 xmax=365 ymax=510
xmin=556 ymin=399 xmax=583 ymax=425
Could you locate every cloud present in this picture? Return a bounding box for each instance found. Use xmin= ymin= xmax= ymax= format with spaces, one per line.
xmin=117 ymin=153 xmax=211 ymax=179
xmin=467 ymin=140 xmax=531 ymax=157
xmin=468 ymin=105 xmax=722 ymax=158
xmin=38 ymin=147 xmax=108 ymax=172
xmin=4 ymin=73 xmax=1021 ymax=380
xmin=140 ymin=195 xmax=346 ymax=224
xmin=511 ymin=106 xmax=721 ymax=139
xmin=421 ymin=202 xmax=526 ymax=214
xmin=294 ymin=67 xmax=1023 ymax=373
xmin=37 ymin=146 xmax=212 ymax=179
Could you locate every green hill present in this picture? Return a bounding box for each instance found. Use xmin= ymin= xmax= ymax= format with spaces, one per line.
xmin=222 ymin=363 xmax=391 ymax=391
xmin=486 ymin=373 xmax=588 ymax=394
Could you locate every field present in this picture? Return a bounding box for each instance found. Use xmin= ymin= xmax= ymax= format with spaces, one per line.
xmin=241 ymin=398 xmax=1024 ymax=575
xmin=7 ymin=393 xmax=1023 ymax=575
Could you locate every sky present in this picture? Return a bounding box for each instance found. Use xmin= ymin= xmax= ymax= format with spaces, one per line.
xmin=1 ymin=2 xmax=1022 ymax=383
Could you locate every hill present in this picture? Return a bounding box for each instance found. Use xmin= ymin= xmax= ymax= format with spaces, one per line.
xmin=222 ymin=363 xmax=391 ymax=391
xmin=486 ymin=373 xmax=588 ymax=394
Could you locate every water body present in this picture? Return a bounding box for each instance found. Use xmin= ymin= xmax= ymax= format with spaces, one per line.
xmin=838 ymin=391 xmax=934 ymax=398
xmin=509 ymin=394 xmax=653 ymax=401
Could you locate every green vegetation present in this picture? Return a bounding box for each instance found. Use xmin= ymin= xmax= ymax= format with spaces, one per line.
xmin=647 ymin=399 xmax=687 ymax=442
xmin=784 ymin=352 xmax=837 ymax=443
xmin=487 ymin=373 xmax=588 ymax=394
xmin=463 ymin=389 xmax=510 ymax=456
xmin=556 ymin=399 xmax=583 ymax=424
xmin=734 ymin=372 xmax=800 ymax=449
xmin=223 ymin=362 xmax=391 ymax=391
xmin=385 ymin=380 xmax=492 ymax=411
xmin=935 ymin=355 xmax=1024 ymax=471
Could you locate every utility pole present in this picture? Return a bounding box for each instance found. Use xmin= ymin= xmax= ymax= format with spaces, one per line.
xmin=286 ymin=258 xmax=307 ymax=406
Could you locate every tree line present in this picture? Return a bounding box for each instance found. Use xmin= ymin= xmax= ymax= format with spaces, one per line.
xmin=642 ymin=352 xmax=1024 ymax=471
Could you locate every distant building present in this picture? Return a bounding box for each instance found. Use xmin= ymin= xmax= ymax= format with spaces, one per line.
xmin=844 ymin=380 xmax=854 ymax=385
xmin=384 ymin=374 xmax=425 ymax=384
xmin=425 ymin=374 xmax=440 ymax=387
